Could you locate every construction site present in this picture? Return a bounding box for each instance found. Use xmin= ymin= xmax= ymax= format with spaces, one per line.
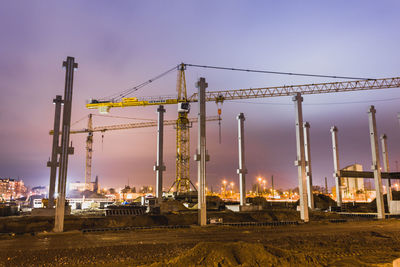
xmin=2 ymin=2 xmax=400 ymax=266
xmin=1 ymin=56 xmax=400 ymax=266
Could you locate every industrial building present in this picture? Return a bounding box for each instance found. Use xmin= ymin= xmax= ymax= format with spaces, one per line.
xmin=0 ymin=178 xmax=27 ymax=201
xmin=340 ymin=164 xmax=365 ymax=199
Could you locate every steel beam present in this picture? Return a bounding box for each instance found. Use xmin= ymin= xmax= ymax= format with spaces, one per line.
xmin=154 ymin=105 xmax=166 ymax=200
xmin=303 ymin=122 xmax=314 ymax=210
xmin=330 ymin=126 xmax=342 ymax=207
xmin=47 ymin=95 xmax=63 ymax=208
xmin=340 ymin=170 xmax=400 ymax=179
xmin=195 ymin=77 xmax=208 ymax=226
xmin=368 ymin=105 xmax=385 ymax=219
xmin=236 ymin=113 xmax=247 ymax=206
xmin=293 ymin=93 xmax=309 ymax=222
xmin=54 ymin=57 xmax=77 ymax=232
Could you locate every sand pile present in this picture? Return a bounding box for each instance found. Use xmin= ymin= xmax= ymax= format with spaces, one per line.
xmin=150 ymin=241 xmax=319 ymax=266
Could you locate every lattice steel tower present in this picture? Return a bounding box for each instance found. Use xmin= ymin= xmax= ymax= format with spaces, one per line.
xmin=174 ymin=63 xmax=192 ymax=193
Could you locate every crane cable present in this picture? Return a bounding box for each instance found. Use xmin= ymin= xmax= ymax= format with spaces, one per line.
xmin=99 ymin=65 xmax=178 ymax=102
xmin=184 ymin=63 xmax=371 ymax=80
xmin=96 ymin=63 xmax=372 ymax=102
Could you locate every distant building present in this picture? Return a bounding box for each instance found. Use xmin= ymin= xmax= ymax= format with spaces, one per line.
xmin=69 ymin=177 xmax=99 ymax=193
xmin=341 ymin=164 xmax=365 ymax=199
xmin=0 ymin=178 xmax=27 ymax=201
xmin=139 ymin=186 xmax=153 ymax=194
xmin=31 ymin=186 xmax=48 ymax=196
xmin=69 ymin=181 xmax=92 ymax=192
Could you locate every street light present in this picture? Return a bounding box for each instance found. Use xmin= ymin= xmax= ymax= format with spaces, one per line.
xmin=222 ymin=180 xmax=227 ymax=197
xmin=230 ymin=182 xmax=234 ymax=196
xmin=262 ymin=180 xmax=266 ymax=194
xmin=257 ymin=177 xmax=262 ymax=195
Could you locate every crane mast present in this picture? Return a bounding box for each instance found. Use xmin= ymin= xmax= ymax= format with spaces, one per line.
xmin=175 ymin=63 xmax=192 ymax=193
xmin=85 ymin=114 xmax=93 ymax=188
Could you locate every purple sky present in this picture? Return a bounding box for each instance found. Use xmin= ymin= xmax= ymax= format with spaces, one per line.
xmin=1 ymin=1 xmax=400 ymax=191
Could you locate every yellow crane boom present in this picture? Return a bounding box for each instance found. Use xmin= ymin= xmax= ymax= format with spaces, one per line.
xmin=87 ymin=77 xmax=400 ymax=111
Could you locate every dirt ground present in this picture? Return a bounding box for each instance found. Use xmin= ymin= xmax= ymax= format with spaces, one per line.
xmin=0 ymin=209 xmax=351 ymax=234
xmin=0 ymin=219 xmax=400 ymax=266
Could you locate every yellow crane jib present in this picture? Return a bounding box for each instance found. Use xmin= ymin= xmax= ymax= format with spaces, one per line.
xmin=87 ymin=77 xmax=400 ymax=112
xmin=87 ymin=96 xmax=182 ymax=114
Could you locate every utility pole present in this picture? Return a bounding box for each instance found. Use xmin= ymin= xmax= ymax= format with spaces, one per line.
xmin=330 ymin=126 xmax=342 ymax=207
xmin=368 ymin=106 xmax=385 ymax=219
xmin=154 ymin=105 xmax=166 ymax=200
xmin=195 ymin=77 xmax=209 ymax=226
xmin=380 ymin=134 xmax=392 ymax=212
xmin=303 ymin=121 xmax=314 ymax=210
xmin=236 ymin=113 xmax=247 ymax=207
xmin=54 ymin=57 xmax=77 ymax=232
xmin=293 ymin=93 xmax=309 ymax=222
xmin=47 ymin=95 xmax=63 ymax=208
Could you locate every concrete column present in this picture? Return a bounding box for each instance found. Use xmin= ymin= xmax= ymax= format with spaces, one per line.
xmin=303 ymin=122 xmax=314 ymax=210
xmin=292 ymin=93 xmax=309 ymax=222
xmin=54 ymin=57 xmax=77 ymax=232
xmin=195 ymin=77 xmax=208 ymax=226
xmin=154 ymin=105 xmax=166 ymax=200
xmin=330 ymin=126 xmax=342 ymax=207
xmin=381 ymin=134 xmax=392 ymax=212
xmin=47 ymin=95 xmax=63 ymax=208
xmin=368 ymin=105 xmax=385 ymax=219
xmin=236 ymin=113 xmax=247 ymax=207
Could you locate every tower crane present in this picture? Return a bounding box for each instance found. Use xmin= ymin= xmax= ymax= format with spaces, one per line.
xmin=50 ymin=114 xmax=219 ymax=189
xmin=87 ymin=63 xmax=400 ymax=193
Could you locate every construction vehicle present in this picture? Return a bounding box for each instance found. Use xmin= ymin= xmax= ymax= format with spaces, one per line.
xmin=87 ymin=63 xmax=400 ymax=193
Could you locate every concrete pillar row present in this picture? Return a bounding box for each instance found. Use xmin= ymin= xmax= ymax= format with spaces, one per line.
xmin=303 ymin=122 xmax=314 ymax=210
xmin=368 ymin=106 xmax=385 ymax=219
xmin=330 ymin=126 xmax=342 ymax=207
xmin=154 ymin=105 xmax=166 ymax=200
xmin=195 ymin=77 xmax=208 ymax=226
xmin=380 ymin=134 xmax=392 ymax=212
xmin=236 ymin=113 xmax=247 ymax=207
xmin=293 ymin=93 xmax=309 ymax=222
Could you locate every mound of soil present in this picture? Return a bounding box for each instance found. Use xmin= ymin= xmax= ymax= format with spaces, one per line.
xmin=246 ymin=196 xmax=267 ymax=206
xmin=150 ymin=241 xmax=317 ymax=266
xmin=313 ymin=194 xmax=337 ymax=210
xmin=368 ymin=191 xmax=400 ymax=212
xmin=294 ymin=194 xmax=337 ymax=211
xmin=392 ymin=190 xmax=400 ymax=200
xmin=159 ymin=200 xmax=188 ymax=213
